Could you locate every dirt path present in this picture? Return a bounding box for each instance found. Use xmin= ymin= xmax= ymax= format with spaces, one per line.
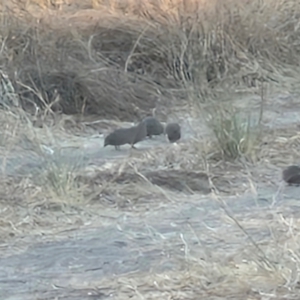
xmin=1 ymin=184 xmax=299 ymax=299
xmin=1 ymin=92 xmax=300 ymax=299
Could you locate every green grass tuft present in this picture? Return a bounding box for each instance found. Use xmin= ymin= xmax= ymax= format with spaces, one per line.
xmin=208 ymin=105 xmax=261 ymax=161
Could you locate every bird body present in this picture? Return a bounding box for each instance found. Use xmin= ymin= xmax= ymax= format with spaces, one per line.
xmin=282 ymin=165 xmax=300 ymax=185
xmin=165 ymin=122 xmax=181 ymax=143
xmin=143 ymin=116 xmax=164 ymax=138
xmin=133 ymin=119 xmax=147 ymax=145
xmin=104 ymin=120 xmax=147 ymax=150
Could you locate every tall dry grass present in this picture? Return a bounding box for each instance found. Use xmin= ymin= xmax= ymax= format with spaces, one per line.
xmin=0 ymin=0 xmax=299 ymax=120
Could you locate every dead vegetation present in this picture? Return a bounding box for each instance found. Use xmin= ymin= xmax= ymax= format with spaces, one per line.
xmin=0 ymin=0 xmax=300 ymax=298
xmin=1 ymin=0 xmax=300 ymax=121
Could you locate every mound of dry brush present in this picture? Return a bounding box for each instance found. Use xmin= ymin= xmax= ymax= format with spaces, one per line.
xmin=0 ymin=0 xmax=299 ymax=121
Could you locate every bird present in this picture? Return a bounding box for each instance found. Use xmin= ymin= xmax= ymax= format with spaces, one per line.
xmin=142 ymin=116 xmax=164 ymax=138
xmin=165 ymin=122 xmax=181 ymax=143
xmin=104 ymin=120 xmax=147 ymax=150
xmin=282 ymin=165 xmax=300 ymax=185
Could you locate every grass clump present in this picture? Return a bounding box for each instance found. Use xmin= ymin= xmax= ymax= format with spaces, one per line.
xmin=42 ymin=161 xmax=78 ymax=197
xmin=36 ymin=150 xmax=87 ymax=203
xmin=207 ymin=104 xmax=262 ymax=161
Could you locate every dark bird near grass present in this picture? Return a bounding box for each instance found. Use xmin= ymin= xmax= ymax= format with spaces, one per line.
xmin=143 ymin=116 xmax=164 ymax=138
xmin=282 ymin=165 xmax=300 ymax=185
xmin=165 ymin=122 xmax=181 ymax=143
xmin=104 ymin=120 xmax=147 ymax=150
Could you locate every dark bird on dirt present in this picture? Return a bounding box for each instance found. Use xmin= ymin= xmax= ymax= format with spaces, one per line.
xmin=165 ymin=122 xmax=181 ymax=143
xmin=104 ymin=120 xmax=147 ymax=150
xmin=142 ymin=116 xmax=164 ymax=138
xmin=282 ymin=165 xmax=300 ymax=185
xmin=133 ymin=119 xmax=148 ymax=145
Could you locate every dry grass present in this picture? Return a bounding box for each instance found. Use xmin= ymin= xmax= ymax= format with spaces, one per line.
xmin=206 ymin=101 xmax=263 ymax=161
xmin=0 ymin=0 xmax=300 ymax=298
xmin=1 ymin=0 xmax=300 ymax=120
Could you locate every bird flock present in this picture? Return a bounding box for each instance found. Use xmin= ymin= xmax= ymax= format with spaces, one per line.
xmin=104 ymin=117 xmax=300 ymax=188
xmin=104 ymin=116 xmax=181 ymax=150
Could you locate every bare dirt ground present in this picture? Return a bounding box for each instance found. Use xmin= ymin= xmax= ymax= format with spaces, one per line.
xmin=1 ymin=91 xmax=300 ymax=299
